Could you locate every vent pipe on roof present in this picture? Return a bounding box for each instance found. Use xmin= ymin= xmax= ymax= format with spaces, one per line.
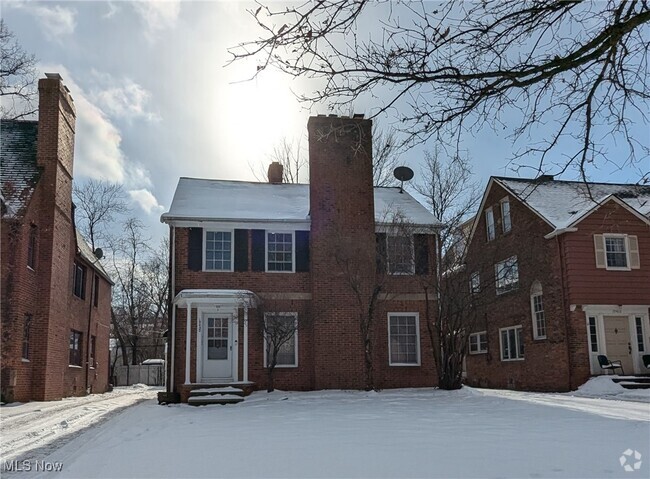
xmin=268 ymin=161 xmax=283 ymax=184
xmin=536 ymin=174 xmax=555 ymax=182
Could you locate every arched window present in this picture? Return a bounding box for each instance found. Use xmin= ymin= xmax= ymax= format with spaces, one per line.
xmin=530 ymin=281 xmax=546 ymax=339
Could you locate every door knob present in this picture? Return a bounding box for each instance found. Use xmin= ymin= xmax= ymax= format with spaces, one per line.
xmin=628 ymin=342 xmax=632 ymax=355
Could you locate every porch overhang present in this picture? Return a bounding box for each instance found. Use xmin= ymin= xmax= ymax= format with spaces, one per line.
xmin=173 ymin=289 xmax=258 ymax=308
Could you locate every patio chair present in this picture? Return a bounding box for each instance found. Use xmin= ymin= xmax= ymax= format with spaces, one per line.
xmin=597 ymin=355 xmax=624 ymax=375
xmin=642 ymin=354 xmax=650 ymax=370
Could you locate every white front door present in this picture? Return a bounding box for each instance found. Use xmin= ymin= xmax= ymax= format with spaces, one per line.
xmin=202 ymin=314 xmax=232 ymax=380
xmin=604 ymin=316 xmax=634 ymax=374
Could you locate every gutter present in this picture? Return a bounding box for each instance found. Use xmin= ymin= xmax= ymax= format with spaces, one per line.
xmin=544 ymin=227 xmax=578 ymax=239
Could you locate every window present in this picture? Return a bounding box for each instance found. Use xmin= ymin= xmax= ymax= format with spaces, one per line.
xmin=530 ymin=281 xmax=546 ymax=339
xmin=588 ymin=317 xmax=598 ymax=352
xmin=485 ymin=207 xmax=495 ymax=241
xmin=594 ymin=234 xmax=640 ymax=270
xmin=27 ymin=225 xmax=37 ymax=269
xmin=501 ymin=198 xmax=511 ymax=233
xmin=388 ymin=313 xmax=420 ymax=365
xmin=90 ymin=336 xmax=96 ymax=368
xmin=22 ymin=314 xmax=32 ymax=360
xmin=470 ymin=272 xmax=481 ymax=295
xmin=469 ymin=331 xmax=487 ymax=354
xmin=387 ymin=235 xmax=415 ymax=274
xmin=93 ymin=275 xmax=99 ymax=308
xmin=69 ymin=330 xmax=83 ymax=366
xmin=500 ymin=326 xmax=524 ymax=361
xmin=635 ymin=317 xmax=645 ymax=353
xmin=263 ymin=313 xmax=298 ymax=367
xmin=495 ymin=256 xmax=519 ymax=295
xmin=73 ymin=262 xmax=86 ymax=299
xmin=267 ymin=232 xmax=294 ymax=272
xmin=205 ymin=231 xmax=232 ymax=271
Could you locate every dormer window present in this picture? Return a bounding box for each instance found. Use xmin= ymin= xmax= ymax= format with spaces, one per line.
xmin=485 ymin=207 xmax=495 ymax=241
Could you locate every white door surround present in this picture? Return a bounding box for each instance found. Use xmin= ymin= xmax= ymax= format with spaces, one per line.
xmin=201 ymin=314 xmax=233 ymax=381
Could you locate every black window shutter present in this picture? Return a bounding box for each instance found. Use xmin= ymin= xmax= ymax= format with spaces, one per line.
xmin=414 ymin=234 xmax=429 ymax=275
xmin=295 ymin=231 xmax=310 ymax=272
xmin=188 ymin=228 xmax=203 ymax=271
xmin=376 ymin=233 xmax=387 ymax=273
xmin=251 ymin=229 xmax=266 ymax=272
xmin=234 ymin=229 xmax=249 ymax=272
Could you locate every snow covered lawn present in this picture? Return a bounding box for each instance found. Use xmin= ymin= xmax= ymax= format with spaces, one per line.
xmin=5 ymin=386 xmax=649 ymax=479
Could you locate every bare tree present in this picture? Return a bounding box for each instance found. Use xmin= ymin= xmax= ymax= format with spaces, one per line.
xmin=0 ymin=19 xmax=37 ymax=120
xmin=230 ymin=1 xmax=650 ymax=183
xmin=372 ymin=124 xmax=400 ymax=187
xmin=73 ymin=180 xmax=129 ymax=251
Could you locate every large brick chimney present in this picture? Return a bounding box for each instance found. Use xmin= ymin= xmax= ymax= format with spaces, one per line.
xmin=308 ymin=114 xmax=376 ymax=389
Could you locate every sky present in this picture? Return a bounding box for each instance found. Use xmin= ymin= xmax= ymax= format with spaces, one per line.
xmin=2 ymin=0 xmax=647 ymax=247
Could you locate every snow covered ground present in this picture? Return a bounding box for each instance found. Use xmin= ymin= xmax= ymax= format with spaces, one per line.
xmin=0 ymin=385 xmax=157 ymax=465
xmin=3 ymin=385 xmax=648 ymax=479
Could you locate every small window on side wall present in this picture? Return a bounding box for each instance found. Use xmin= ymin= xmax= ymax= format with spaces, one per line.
xmin=530 ymin=281 xmax=546 ymax=340
xmin=500 ymin=326 xmax=524 ymax=361
xmin=501 ymin=198 xmax=511 ymax=233
xmin=485 ymin=207 xmax=495 ymax=241
xmin=69 ymin=330 xmax=82 ymax=366
xmin=469 ymin=331 xmax=487 ymax=354
xmin=73 ymin=262 xmax=86 ymax=299
xmin=388 ymin=313 xmax=420 ymax=366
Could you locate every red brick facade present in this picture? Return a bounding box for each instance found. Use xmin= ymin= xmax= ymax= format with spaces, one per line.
xmin=464 ymin=179 xmax=650 ymax=392
xmin=1 ymin=75 xmax=112 ymax=402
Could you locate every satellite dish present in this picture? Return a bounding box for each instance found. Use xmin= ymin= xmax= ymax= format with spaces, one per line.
xmin=94 ymin=248 xmax=104 ymax=260
xmin=393 ymin=166 xmax=414 ymax=193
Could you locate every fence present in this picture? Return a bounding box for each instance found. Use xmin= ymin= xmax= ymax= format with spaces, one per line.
xmin=113 ymin=363 xmax=165 ymax=386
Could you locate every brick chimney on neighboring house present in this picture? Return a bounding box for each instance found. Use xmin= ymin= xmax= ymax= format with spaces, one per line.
xmin=308 ymin=114 xmax=375 ymax=389
xmin=267 ymin=161 xmax=283 ymax=183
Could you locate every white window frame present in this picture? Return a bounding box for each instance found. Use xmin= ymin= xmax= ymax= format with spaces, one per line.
xmin=470 ymin=271 xmax=481 ymax=295
xmin=499 ymin=326 xmax=524 ymax=361
xmin=500 ymin=197 xmax=512 ymax=234
xmin=265 ymin=230 xmax=295 ymax=273
xmin=386 ymin=234 xmax=415 ymax=275
xmin=388 ymin=313 xmax=421 ymax=366
xmin=203 ymin=229 xmax=234 ymax=272
xmin=263 ymin=312 xmax=298 ymax=368
xmin=495 ymin=256 xmax=519 ymax=295
xmin=530 ymin=281 xmax=546 ymax=340
xmin=485 ymin=207 xmax=495 ymax=241
xmin=603 ymin=234 xmax=631 ymax=271
xmin=469 ymin=331 xmax=488 ymax=354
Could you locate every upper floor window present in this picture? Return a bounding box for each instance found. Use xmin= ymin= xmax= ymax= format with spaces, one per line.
xmin=69 ymin=330 xmax=83 ymax=366
xmin=27 ymin=225 xmax=37 ymax=269
xmin=500 ymin=326 xmax=524 ymax=361
xmin=73 ymin=261 xmax=87 ymax=299
xmin=469 ymin=331 xmax=488 ymax=354
xmin=530 ymin=281 xmax=546 ymax=339
xmin=267 ymin=232 xmax=294 ymax=272
xmin=388 ymin=313 xmax=420 ymax=366
xmin=593 ymin=234 xmax=640 ymax=271
xmin=495 ymin=256 xmax=519 ymax=295
xmin=387 ymin=235 xmax=414 ymax=275
xmin=500 ymin=198 xmax=511 ymax=233
xmin=470 ymin=271 xmax=481 ymax=295
xmin=485 ymin=207 xmax=495 ymax=241
xmin=205 ymin=231 xmax=233 ymax=271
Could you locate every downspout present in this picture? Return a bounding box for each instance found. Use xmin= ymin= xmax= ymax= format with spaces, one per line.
xmin=555 ymin=234 xmax=573 ymax=391
xmin=168 ymin=225 xmax=176 ymax=393
xmin=85 ymin=272 xmax=94 ymax=394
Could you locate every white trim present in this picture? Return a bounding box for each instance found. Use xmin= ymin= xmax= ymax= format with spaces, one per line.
xmin=469 ymin=331 xmax=488 ymax=354
xmin=387 ymin=312 xmax=421 ymax=366
xmin=499 ymin=325 xmax=524 ymax=361
xmin=185 ymin=302 xmax=192 ymax=384
xmin=196 ymin=309 xmax=237 ymax=382
xmin=602 ymin=233 xmax=632 ymax=271
xmin=163 ymin=219 xmax=311 ymax=231
xmin=263 ymin=312 xmax=299 ymax=368
xmin=265 ymin=230 xmax=296 ymax=273
xmin=169 ymin=226 xmax=175 ymax=393
xmin=203 ymin=228 xmax=235 ymax=272
xmin=243 ymin=307 xmax=249 ymax=382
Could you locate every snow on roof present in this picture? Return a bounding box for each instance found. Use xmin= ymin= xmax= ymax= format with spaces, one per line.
xmin=495 ymin=177 xmax=650 ymax=230
xmin=161 ymin=178 xmax=438 ymax=226
xmin=76 ymin=230 xmax=113 ymax=284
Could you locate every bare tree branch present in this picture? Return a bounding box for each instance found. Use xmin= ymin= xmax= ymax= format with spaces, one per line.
xmin=0 ymin=20 xmax=37 ymax=120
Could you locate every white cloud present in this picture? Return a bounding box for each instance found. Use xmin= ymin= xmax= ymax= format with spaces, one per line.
xmin=8 ymin=1 xmax=76 ymax=40
xmin=103 ymin=1 xmax=120 ymax=20
xmin=128 ymin=189 xmax=164 ymax=214
xmin=132 ymin=0 xmax=181 ymax=40
xmin=89 ymin=71 xmax=160 ymax=122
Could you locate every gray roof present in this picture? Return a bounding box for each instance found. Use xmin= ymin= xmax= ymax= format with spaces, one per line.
xmin=76 ymin=230 xmax=113 ymax=284
xmin=0 ymin=120 xmax=41 ymax=218
xmin=161 ymin=178 xmax=439 ymax=227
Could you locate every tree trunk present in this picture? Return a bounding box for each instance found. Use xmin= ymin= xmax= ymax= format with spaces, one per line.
xmin=267 ymin=366 xmax=275 ymax=393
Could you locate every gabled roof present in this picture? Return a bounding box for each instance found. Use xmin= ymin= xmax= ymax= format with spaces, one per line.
xmin=161 ymin=178 xmax=439 ymax=227
xmin=75 ymin=230 xmax=113 ymax=285
xmin=0 ymin=120 xmax=41 ymax=218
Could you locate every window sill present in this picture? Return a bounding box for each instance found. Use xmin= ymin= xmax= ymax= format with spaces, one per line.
xmin=389 ymin=363 xmax=421 ymax=367
xmin=604 ymin=266 xmax=631 ymax=272
xmin=203 ymin=269 xmax=234 ymax=273
xmin=27 ymin=266 xmax=35 ymax=272
xmin=267 ymin=364 xmax=298 ymax=369
xmin=469 ymin=351 xmax=488 ymax=355
xmin=496 ymin=286 xmax=519 ymax=296
xmin=265 ymin=270 xmax=295 ymax=274
xmin=500 ymin=358 xmax=525 ymax=362
xmin=68 ymin=364 xmax=83 ymax=369
xmin=21 ymin=358 xmax=30 ymax=363
xmin=533 ymin=336 xmax=547 ymax=341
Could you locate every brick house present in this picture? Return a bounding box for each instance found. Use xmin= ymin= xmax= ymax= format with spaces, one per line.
xmin=1 ymin=74 xmax=113 ymax=402
xmin=161 ymin=115 xmax=440 ymax=400
xmin=464 ymin=176 xmax=650 ymax=391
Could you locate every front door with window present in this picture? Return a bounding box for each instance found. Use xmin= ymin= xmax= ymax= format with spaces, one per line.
xmin=202 ymin=315 xmax=232 ymax=380
xmin=604 ymin=316 xmax=633 ymax=374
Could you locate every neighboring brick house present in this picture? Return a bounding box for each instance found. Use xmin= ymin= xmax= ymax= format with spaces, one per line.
xmin=1 ymin=74 xmax=113 ymax=402
xmin=464 ymin=176 xmax=650 ymax=391
xmin=161 ymin=115 xmax=440 ymax=400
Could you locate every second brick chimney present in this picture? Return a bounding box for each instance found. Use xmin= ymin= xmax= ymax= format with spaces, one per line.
xmin=267 ymin=161 xmax=283 ymax=183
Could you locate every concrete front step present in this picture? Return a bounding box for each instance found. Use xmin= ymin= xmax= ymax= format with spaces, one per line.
xmin=611 ymin=377 xmax=650 ymax=389
xmin=188 ymin=394 xmax=245 ymax=406
xmin=179 ymin=382 xmax=255 ymax=402
xmin=189 ymin=387 xmax=245 ymax=397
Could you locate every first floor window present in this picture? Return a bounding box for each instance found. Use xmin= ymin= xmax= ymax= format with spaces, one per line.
xmin=264 ymin=313 xmax=298 ymax=367
xmin=22 ymin=314 xmax=32 ymax=360
xmin=388 ymin=313 xmax=420 ymax=365
xmin=500 ymin=326 xmax=524 ymax=361
xmin=205 ymin=231 xmax=232 ymax=271
xmin=90 ymin=335 xmax=97 ymax=368
xmin=530 ymin=281 xmax=546 ymax=339
xmin=387 ymin=235 xmax=415 ymax=274
xmin=69 ymin=330 xmax=83 ymax=366
xmin=588 ymin=317 xmax=598 ymax=352
xmin=495 ymin=256 xmax=519 ymax=295
xmin=73 ymin=261 xmax=86 ymax=299
xmin=469 ymin=331 xmax=488 ymax=354
xmin=635 ymin=317 xmax=645 ymax=353
xmin=267 ymin=232 xmax=293 ymax=272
